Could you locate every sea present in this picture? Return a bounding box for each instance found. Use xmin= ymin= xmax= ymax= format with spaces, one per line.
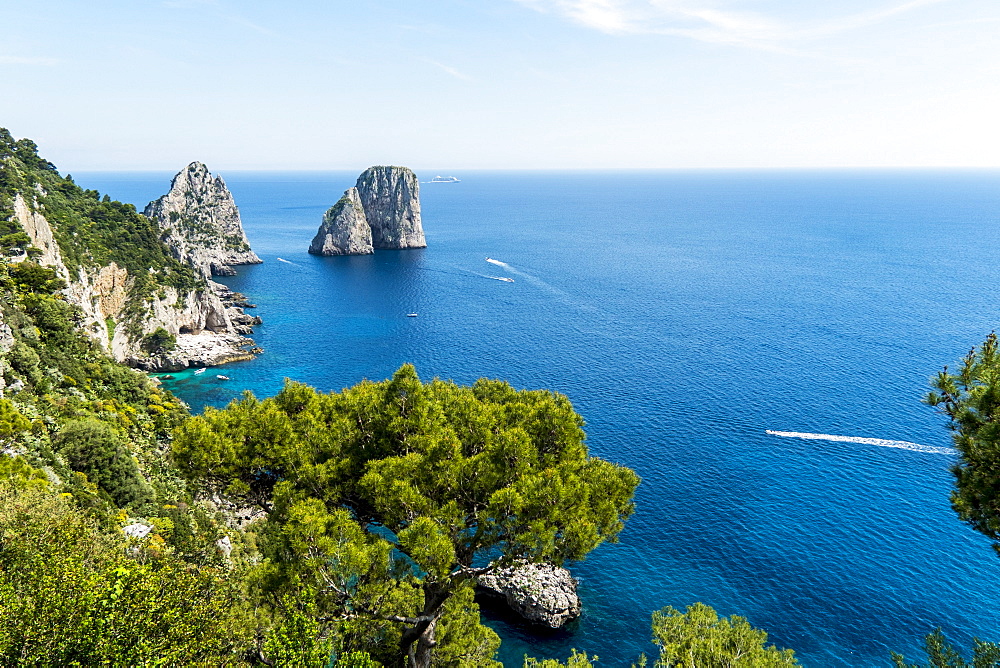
xmin=75 ymin=168 xmax=1000 ymax=667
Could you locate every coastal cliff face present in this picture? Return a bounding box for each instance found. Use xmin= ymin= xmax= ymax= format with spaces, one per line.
xmin=308 ymin=187 xmax=373 ymax=256
xmin=308 ymin=166 xmax=425 ymax=255
xmin=144 ymin=162 xmax=262 ymax=277
xmin=356 ymin=166 xmax=425 ymax=249
xmin=11 ymin=193 xmax=257 ymax=370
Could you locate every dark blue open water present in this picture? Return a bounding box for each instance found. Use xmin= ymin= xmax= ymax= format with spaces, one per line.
xmin=77 ymin=169 xmax=1000 ymax=666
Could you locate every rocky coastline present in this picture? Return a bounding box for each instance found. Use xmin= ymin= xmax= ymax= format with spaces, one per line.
xmin=10 ymin=164 xmax=264 ymax=373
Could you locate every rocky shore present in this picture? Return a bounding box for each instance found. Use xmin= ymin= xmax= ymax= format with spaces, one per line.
xmin=477 ymin=561 xmax=582 ymax=629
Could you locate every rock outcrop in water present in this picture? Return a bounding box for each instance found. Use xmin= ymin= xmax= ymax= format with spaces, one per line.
xmin=477 ymin=561 xmax=581 ymax=629
xmin=144 ymin=162 xmax=262 ymax=277
xmin=308 ymin=165 xmax=425 ymax=256
xmin=308 ymin=187 xmax=373 ymax=255
xmin=357 ymin=166 xmax=425 ymax=249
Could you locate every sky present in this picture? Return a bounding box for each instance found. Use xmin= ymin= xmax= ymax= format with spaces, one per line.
xmin=2 ymin=0 xmax=999 ymax=170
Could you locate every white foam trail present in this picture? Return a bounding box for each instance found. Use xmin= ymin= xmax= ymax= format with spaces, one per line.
xmin=766 ymin=430 xmax=956 ymax=455
xmin=277 ymin=257 xmax=299 ymax=266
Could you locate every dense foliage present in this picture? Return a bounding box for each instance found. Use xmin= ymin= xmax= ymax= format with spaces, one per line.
xmin=891 ymin=629 xmax=1000 ymax=668
xmin=172 ymin=366 xmax=640 ymax=666
xmin=529 ymin=603 xmax=798 ymax=668
xmin=0 ymin=481 xmax=250 ymax=666
xmin=927 ymin=331 xmax=1000 ymax=554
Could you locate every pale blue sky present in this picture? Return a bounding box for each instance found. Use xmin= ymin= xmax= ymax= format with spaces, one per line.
xmin=2 ymin=0 xmax=998 ymax=169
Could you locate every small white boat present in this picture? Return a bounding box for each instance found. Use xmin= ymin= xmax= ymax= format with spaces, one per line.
xmin=407 ymin=313 xmax=419 ymax=317
xmin=216 ymin=375 xmax=230 ymax=380
xmin=193 ymin=368 xmax=207 ymax=375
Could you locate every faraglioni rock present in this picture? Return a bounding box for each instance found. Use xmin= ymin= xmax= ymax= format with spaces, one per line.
xmin=356 ymin=166 xmax=425 ymax=249
xmin=144 ymin=162 xmax=262 ymax=277
xmin=308 ymin=187 xmax=373 ymax=255
xmin=308 ymin=165 xmax=425 ymax=255
xmin=477 ymin=561 xmax=582 ymax=629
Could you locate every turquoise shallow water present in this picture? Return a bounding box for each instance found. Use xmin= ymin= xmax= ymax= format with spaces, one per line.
xmin=78 ymin=169 xmax=1000 ymax=666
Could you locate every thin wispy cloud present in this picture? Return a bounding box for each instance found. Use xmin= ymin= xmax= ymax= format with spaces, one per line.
xmin=426 ymin=60 xmax=474 ymax=81
xmin=514 ymin=0 xmax=958 ymax=50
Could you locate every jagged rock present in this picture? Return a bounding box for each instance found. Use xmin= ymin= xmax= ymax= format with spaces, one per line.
xmin=144 ymin=162 xmax=262 ymax=278
xmin=308 ymin=167 xmax=426 ymax=256
xmin=216 ymin=536 xmax=233 ymax=558
xmin=356 ymin=166 xmax=425 ymax=249
xmin=200 ymin=492 xmax=267 ymax=531
xmin=123 ymin=523 xmax=153 ymax=539
xmin=131 ymin=331 xmax=258 ymax=372
xmin=0 ymin=318 xmax=13 ymax=397
xmin=477 ymin=561 xmax=581 ymax=629
xmin=309 ymin=187 xmax=373 ymax=255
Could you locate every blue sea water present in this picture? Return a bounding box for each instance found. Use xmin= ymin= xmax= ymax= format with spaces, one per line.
xmin=76 ymin=169 xmax=1000 ymax=666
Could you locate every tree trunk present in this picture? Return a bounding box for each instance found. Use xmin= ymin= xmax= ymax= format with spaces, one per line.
xmin=398 ymin=586 xmax=449 ymax=668
xmin=406 ymin=616 xmax=439 ymax=668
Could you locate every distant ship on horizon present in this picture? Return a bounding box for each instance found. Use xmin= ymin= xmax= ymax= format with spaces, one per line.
xmin=429 ymin=175 xmax=460 ymax=183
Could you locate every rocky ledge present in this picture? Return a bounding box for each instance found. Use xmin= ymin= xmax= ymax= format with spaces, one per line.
xmin=130 ymin=331 xmax=257 ymax=372
xmin=477 ymin=561 xmax=581 ymax=629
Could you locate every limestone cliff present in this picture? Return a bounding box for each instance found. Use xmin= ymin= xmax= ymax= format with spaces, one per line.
xmin=308 ymin=187 xmax=373 ymax=256
xmin=356 ymin=166 xmax=425 ymax=249
xmin=144 ymin=162 xmax=262 ymax=278
xmin=308 ymin=166 xmax=425 ymax=255
xmin=11 ymin=188 xmax=258 ymax=371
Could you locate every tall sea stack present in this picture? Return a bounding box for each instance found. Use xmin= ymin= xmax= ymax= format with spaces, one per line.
xmin=308 ymin=187 xmax=373 ymax=255
xmin=308 ymin=165 xmax=425 ymax=256
xmin=144 ymin=162 xmax=262 ymax=277
xmin=356 ymin=166 xmax=425 ymax=249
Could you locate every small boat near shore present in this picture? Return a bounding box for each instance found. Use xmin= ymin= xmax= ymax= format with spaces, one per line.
xmin=407 ymin=313 xmax=419 ymax=317
xmin=193 ymin=368 xmax=206 ymax=375
xmin=216 ymin=375 xmax=230 ymax=380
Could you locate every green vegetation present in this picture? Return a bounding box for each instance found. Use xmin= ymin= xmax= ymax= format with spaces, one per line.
xmin=531 ymin=603 xmax=797 ymax=668
xmin=141 ymin=326 xmax=176 ymax=356
xmin=640 ymin=603 xmax=798 ymax=667
xmin=927 ymin=331 xmax=1000 ymax=553
xmin=891 ymin=629 xmax=1000 ymax=668
xmin=172 ymin=366 xmax=640 ymax=666
xmin=0 ymin=128 xmax=200 ymax=293
xmin=0 ymin=482 xmax=250 ymax=666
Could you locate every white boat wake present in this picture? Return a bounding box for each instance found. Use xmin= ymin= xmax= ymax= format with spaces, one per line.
xmin=485 ymin=257 xmax=507 ymax=268
xmin=766 ymin=430 xmax=955 ymax=455
xmin=277 ymin=257 xmax=297 ymax=266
